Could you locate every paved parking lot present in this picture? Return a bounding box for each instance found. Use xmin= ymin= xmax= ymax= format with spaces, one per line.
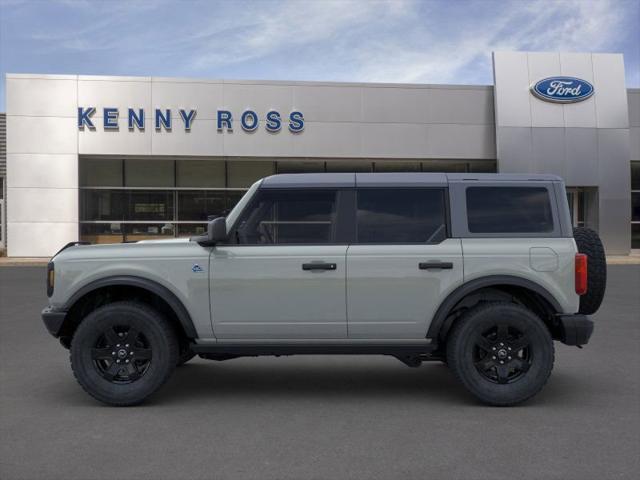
xmin=1 ymin=265 xmax=639 ymax=480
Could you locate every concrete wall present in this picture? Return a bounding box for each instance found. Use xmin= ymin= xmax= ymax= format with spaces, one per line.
xmin=493 ymin=52 xmax=631 ymax=254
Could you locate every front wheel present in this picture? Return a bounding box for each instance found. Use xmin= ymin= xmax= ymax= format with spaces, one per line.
xmin=70 ymin=301 xmax=178 ymax=406
xmin=446 ymin=302 xmax=554 ymax=406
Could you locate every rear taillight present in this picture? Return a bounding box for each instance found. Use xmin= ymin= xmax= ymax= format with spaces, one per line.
xmin=575 ymin=253 xmax=588 ymax=295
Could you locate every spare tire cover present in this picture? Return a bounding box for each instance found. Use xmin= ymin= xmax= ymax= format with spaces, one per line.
xmin=573 ymin=227 xmax=607 ymax=315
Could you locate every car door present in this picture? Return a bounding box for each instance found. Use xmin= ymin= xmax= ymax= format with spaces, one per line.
xmin=346 ymin=187 xmax=463 ymax=339
xmin=210 ymin=188 xmax=348 ymax=339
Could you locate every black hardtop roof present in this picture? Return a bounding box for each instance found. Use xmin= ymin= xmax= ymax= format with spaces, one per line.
xmin=260 ymin=172 xmax=563 ymax=188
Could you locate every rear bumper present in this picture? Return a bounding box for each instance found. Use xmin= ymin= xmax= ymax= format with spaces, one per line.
xmin=558 ymin=314 xmax=594 ymax=346
xmin=42 ymin=306 xmax=67 ymax=338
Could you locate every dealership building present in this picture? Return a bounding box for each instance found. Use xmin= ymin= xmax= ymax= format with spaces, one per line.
xmin=1 ymin=51 xmax=639 ymax=257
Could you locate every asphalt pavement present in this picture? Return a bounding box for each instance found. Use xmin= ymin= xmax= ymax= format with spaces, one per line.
xmin=1 ymin=266 xmax=639 ymax=480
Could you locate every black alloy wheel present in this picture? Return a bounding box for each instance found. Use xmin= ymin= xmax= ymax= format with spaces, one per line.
xmin=472 ymin=323 xmax=532 ymax=384
xmin=91 ymin=325 xmax=152 ymax=383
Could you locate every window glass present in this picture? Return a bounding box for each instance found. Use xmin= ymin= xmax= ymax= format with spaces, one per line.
xmin=466 ymin=187 xmax=554 ymax=233
xmin=80 ymin=223 xmax=124 ymax=244
xmin=127 ymin=191 xmax=174 ymax=221
xmin=178 ymin=191 xmax=226 ymax=221
xmin=632 ymin=224 xmax=640 ymax=249
xmin=277 ymin=161 xmax=325 ymax=173
xmin=176 ymin=160 xmax=225 ymax=188
xmin=325 ymin=161 xmax=372 ymax=172
xmin=125 ymin=159 xmax=174 ymax=187
xmin=80 ymin=190 xmax=126 ymax=221
xmin=124 ymin=223 xmax=175 ymax=242
xmin=80 ymin=158 xmax=123 ymax=187
xmin=632 ymin=193 xmax=640 ymax=222
xmin=356 ymin=189 xmax=447 ymax=243
xmin=227 ymin=161 xmax=274 ymax=188
xmin=632 ymin=162 xmax=640 ymax=191
xmin=234 ymin=190 xmax=337 ymax=244
xmin=374 ymin=161 xmax=420 ymax=172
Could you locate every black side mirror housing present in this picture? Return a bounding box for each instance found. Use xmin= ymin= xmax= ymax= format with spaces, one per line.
xmin=192 ymin=216 xmax=227 ymax=246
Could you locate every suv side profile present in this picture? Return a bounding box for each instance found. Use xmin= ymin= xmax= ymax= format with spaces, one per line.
xmin=42 ymin=173 xmax=605 ymax=406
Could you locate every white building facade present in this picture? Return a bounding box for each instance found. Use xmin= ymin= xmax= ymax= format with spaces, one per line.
xmin=3 ymin=51 xmax=639 ymax=256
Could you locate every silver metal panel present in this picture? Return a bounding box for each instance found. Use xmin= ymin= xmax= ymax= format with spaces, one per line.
xmin=360 ymin=123 xmax=428 ymax=158
xmin=223 ymin=83 xmax=293 ymax=120
xmin=426 ymin=87 xmax=494 ymax=125
xmin=7 ymin=154 xmax=78 ymax=188
xmin=564 ymin=128 xmax=599 ymax=186
xmin=78 ymin=78 xmax=152 ymax=118
xmin=560 ymin=53 xmax=597 ymax=128
xmin=292 ymin=85 xmax=361 ymax=122
xmin=151 ymin=119 xmax=224 ymax=156
xmin=6 ymin=77 xmax=77 ymax=117
xmin=492 ymin=52 xmax=532 ymax=127
xmin=291 ymin=122 xmax=361 ymax=158
xmin=597 ymin=129 xmax=631 ymax=197
xmin=361 ymin=87 xmax=429 ymax=124
xmin=7 ymin=116 xmax=77 ymax=154
xmin=628 ymin=90 xmax=640 ymax=127
xmin=7 ymin=222 xmax=78 ymax=257
xmin=80 ymin=118 xmax=151 ymax=155
xmin=630 ymin=127 xmax=640 ymax=161
xmin=151 ymin=80 xmax=223 ymax=120
xmin=6 ymin=187 xmax=78 ymax=223
xmin=531 ymin=127 xmax=566 ymax=178
xmin=528 ymin=52 xmax=564 ymax=128
xmin=427 ymin=124 xmax=495 ymax=159
xmin=598 ymin=198 xmax=631 ymax=254
xmin=592 ymin=54 xmax=629 ymax=129
xmin=495 ymin=127 xmax=534 ymax=173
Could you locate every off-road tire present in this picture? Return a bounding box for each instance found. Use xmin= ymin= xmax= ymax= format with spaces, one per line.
xmin=447 ymin=302 xmax=554 ymax=406
xmin=70 ymin=301 xmax=178 ymax=406
xmin=573 ymin=227 xmax=606 ymax=315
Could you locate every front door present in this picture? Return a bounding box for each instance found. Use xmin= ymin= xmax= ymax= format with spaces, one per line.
xmin=346 ymin=188 xmax=463 ymax=339
xmin=210 ymin=188 xmax=348 ymax=339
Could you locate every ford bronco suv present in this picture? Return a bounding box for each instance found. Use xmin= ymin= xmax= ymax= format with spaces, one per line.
xmin=42 ymin=173 xmax=606 ymax=406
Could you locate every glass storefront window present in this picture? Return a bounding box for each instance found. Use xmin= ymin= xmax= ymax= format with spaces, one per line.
xmin=227 ymin=161 xmax=274 ymax=188
xmin=128 ymin=191 xmax=174 ymax=221
xmin=125 ymin=159 xmax=175 ymax=187
xmin=374 ymin=161 xmax=420 ymax=172
xmin=178 ymin=191 xmax=226 ymax=221
xmin=124 ymin=223 xmax=176 ymax=242
xmin=177 ymin=160 xmax=225 ymax=188
xmin=80 ymin=190 xmax=126 ymax=221
xmin=632 ymin=224 xmax=640 ymax=249
xmin=80 ymin=158 xmax=123 ymax=187
xmin=325 ymin=161 xmax=372 ymax=172
xmin=176 ymin=223 xmax=208 ymax=237
xmin=277 ymin=161 xmax=325 ymax=173
xmin=80 ymin=223 xmax=124 ymax=244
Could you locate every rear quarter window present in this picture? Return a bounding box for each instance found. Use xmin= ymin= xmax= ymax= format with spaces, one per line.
xmin=466 ymin=186 xmax=554 ymax=234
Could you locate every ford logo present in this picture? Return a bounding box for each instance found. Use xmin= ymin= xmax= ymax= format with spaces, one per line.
xmin=531 ymin=76 xmax=594 ymax=103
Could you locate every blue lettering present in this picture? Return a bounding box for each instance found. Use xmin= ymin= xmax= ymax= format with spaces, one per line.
xmin=78 ymin=107 xmax=96 ymax=129
xmin=179 ymin=109 xmax=197 ymax=130
xmin=103 ymin=108 xmax=119 ymax=129
xmin=217 ymin=110 xmax=233 ymax=131
xmin=241 ymin=110 xmax=259 ymax=132
xmin=128 ymin=108 xmax=145 ymax=130
xmin=288 ymin=111 xmax=304 ymax=133
xmin=155 ymin=109 xmax=172 ymax=130
xmin=265 ymin=110 xmax=281 ymax=132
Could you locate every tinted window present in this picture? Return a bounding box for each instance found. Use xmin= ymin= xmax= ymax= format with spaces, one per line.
xmin=235 ymin=189 xmax=337 ymax=244
xmin=356 ymin=189 xmax=447 ymax=243
xmin=466 ymin=187 xmax=554 ymax=233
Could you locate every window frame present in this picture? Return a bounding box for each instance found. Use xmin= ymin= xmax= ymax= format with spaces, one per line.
xmin=224 ymin=187 xmax=353 ymax=246
xmin=353 ymin=187 xmax=450 ymax=245
xmin=448 ymin=182 xmax=565 ymax=238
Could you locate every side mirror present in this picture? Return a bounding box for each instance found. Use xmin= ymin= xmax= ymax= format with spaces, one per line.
xmin=208 ymin=217 xmax=227 ymax=244
xmin=192 ymin=216 xmax=227 ymax=246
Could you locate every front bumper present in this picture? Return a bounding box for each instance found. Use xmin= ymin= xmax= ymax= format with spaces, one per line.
xmin=42 ymin=306 xmax=67 ymax=338
xmin=558 ymin=314 xmax=594 ymax=346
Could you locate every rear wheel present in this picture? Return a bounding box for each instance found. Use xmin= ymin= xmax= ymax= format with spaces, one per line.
xmin=70 ymin=301 xmax=178 ymax=406
xmin=447 ymin=302 xmax=554 ymax=406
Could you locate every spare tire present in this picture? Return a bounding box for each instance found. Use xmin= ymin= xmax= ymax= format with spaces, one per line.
xmin=573 ymin=227 xmax=607 ymax=315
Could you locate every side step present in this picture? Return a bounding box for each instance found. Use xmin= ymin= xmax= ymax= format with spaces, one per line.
xmin=190 ymin=342 xmax=442 ymax=367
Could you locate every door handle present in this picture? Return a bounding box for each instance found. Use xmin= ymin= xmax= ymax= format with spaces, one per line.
xmin=419 ymin=261 xmax=453 ymax=270
xmin=302 ymin=262 xmax=337 ymax=271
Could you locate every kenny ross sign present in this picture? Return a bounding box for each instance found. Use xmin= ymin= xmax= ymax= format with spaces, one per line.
xmin=78 ymin=107 xmax=305 ymax=133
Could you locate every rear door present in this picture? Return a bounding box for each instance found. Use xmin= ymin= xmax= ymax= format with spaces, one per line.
xmin=346 ymin=187 xmax=463 ymax=339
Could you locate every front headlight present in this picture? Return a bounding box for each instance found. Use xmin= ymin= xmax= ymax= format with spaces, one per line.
xmin=47 ymin=262 xmax=55 ymax=297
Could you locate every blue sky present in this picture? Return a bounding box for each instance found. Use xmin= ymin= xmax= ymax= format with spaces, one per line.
xmin=0 ymin=0 xmax=638 ymax=111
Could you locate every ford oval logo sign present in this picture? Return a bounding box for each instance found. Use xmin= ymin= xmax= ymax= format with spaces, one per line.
xmin=531 ymin=77 xmax=594 ymax=103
